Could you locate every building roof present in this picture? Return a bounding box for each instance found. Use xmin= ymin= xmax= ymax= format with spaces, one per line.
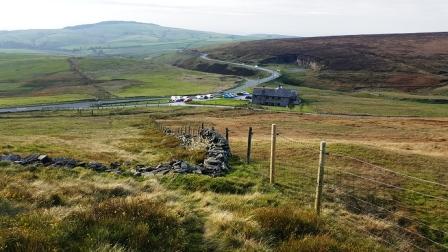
xmin=253 ymin=87 xmax=298 ymax=98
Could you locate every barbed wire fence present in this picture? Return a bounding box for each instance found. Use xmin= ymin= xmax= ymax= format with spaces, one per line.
xmin=153 ymin=120 xmax=448 ymax=251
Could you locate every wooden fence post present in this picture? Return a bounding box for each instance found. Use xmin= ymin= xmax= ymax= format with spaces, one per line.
xmin=225 ymin=128 xmax=229 ymax=142
xmin=270 ymin=124 xmax=277 ymax=184
xmin=315 ymin=141 xmax=327 ymax=215
xmin=201 ymin=122 xmax=204 ymax=130
xmin=247 ymin=127 xmax=253 ymax=164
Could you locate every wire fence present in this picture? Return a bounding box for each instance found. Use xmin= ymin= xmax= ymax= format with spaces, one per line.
xmin=156 ymin=120 xmax=448 ymax=251
xmin=232 ymin=123 xmax=446 ymax=251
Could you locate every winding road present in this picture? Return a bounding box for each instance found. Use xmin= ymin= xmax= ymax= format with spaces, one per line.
xmin=200 ymin=54 xmax=281 ymax=93
xmin=0 ymin=55 xmax=281 ymax=114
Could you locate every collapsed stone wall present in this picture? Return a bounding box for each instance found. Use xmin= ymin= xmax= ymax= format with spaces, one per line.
xmin=0 ymin=154 xmax=122 ymax=174
xmin=154 ymin=128 xmax=232 ymax=177
xmin=0 ymin=128 xmax=232 ymax=178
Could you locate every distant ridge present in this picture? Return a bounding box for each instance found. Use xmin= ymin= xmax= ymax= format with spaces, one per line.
xmin=63 ymin=21 xmax=160 ymax=30
xmin=0 ymin=21 xmax=290 ymax=56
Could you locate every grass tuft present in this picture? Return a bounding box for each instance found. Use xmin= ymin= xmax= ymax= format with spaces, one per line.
xmin=277 ymin=235 xmax=343 ymax=252
xmin=254 ymin=207 xmax=321 ymax=243
xmin=162 ymin=174 xmax=256 ymax=194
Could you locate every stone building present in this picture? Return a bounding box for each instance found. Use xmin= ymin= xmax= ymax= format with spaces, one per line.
xmin=252 ymin=86 xmax=300 ymax=107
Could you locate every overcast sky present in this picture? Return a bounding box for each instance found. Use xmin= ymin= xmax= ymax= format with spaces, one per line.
xmin=1 ymin=0 xmax=447 ymax=36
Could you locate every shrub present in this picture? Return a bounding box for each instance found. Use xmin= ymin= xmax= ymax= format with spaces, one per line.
xmin=0 ymin=161 xmax=9 ymax=167
xmin=254 ymin=207 xmax=321 ymax=242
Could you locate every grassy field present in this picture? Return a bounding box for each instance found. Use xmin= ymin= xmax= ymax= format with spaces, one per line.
xmin=0 ymin=94 xmax=95 ymax=107
xmin=0 ymin=53 xmax=240 ymax=107
xmin=0 ymin=106 xmax=446 ymax=250
xmin=277 ymin=85 xmax=448 ymax=117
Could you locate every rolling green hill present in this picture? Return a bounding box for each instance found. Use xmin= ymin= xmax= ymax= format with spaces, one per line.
xmin=0 ymin=21 xmax=287 ymax=57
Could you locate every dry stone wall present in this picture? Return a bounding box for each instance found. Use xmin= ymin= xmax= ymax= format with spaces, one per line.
xmin=0 ymin=128 xmax=232 ymax=178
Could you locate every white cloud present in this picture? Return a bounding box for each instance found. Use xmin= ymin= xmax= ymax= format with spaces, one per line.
xmin=0 ymin=0 xmax=447 ymax=36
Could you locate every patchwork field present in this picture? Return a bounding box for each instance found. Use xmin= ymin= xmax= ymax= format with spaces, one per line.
xmin=0 ymin=107 xmax=446 ymax=251
xmin=0 ymin=53 xmax=241 ymax=107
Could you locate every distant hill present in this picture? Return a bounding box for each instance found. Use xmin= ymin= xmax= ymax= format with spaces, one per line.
xmin=207 ymin=33 xmax=448 ymax=92
xmin=0 ymin=21 xmax=288 ymax=56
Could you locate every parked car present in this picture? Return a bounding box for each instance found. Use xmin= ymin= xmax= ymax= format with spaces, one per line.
xmin=223 ymin=93 xmax=236 ymax=98
xmin=236 ymin=92 xmax=244 ymax=96
xmin=184 ymin=97 xmax=193 ymax=103
xmin=171 ymin=96 xmax=181 ymax=102
xmin=245 ymin=96 xmax=252 ymax=100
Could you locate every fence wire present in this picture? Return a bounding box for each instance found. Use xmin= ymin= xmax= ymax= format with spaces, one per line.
xmin=325 ymin=152 xmax=448 ymax=251
xmin=154 ymin=120 xmax=448 ymax=251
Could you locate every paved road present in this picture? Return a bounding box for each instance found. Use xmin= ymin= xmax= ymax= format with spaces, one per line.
xmin=0 ymin=55 xmax=280 ymax=114
xmin=0 ymin=97 xmax=165 ymax=114
xmin=200 ymin=54 xmax=281 ymax=93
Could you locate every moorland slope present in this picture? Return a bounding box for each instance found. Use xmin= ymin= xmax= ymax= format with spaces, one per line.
xmin=207 ymin=33 xmax=448 ymax=92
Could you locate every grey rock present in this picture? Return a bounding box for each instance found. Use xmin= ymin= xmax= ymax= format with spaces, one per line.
xmin=110 ymin=162 xmax=121 ymax=169
xmin=52 ymin=157 xmax=78 ymax=168
xmin=38 ymin=155 xmax=52 ymax=165
xmin=87 ymin=162 xmax=107 ymax=172
xmin=1 ymin=154 xmax=22 ymax=162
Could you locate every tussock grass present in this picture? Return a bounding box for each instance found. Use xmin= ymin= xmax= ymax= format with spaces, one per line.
xmin=278 ymin=235 xmax=341 ymax=252
xmin=253 ymin=207 xmax=321 ymax=243
xmin=204 ymin=211 xmax=268 ymax=251
xmin=1 ymin=107 xmax=444 ymax=250
xmin=0 ymin=166 xmax=203 ymax=251
xmin=161 ymin=174 xmax=256 ymax=194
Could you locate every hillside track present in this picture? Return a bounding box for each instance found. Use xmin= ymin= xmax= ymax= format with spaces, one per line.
xmin=68 ymin=58 xmax=117 ymax=99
